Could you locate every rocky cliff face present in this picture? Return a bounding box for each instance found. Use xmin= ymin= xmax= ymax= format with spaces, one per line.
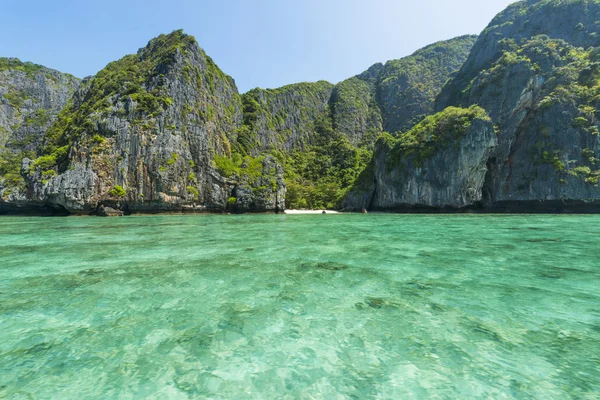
xmin=0 ymin=32 xmax=474 ymax=214
xmin=343 ymin=106 xmax=497 ymax=210
xmin=437 ymin=0 xmax=600 ymax=210
xmin=5 ymin=0 xmax=598 ymax=215
xmin=377 ymin=36 xmax=478 ymax=134
xmin=330 ymin=65 xmax=383 ymax=147
xmin=16 ymin=31 xmax=285 ymax=214
xmin=239 ymin=36 xmax=477 ymax=209
xmin=239 ymin=81 xmax=334 ymax=154
xmin=238 ymin=36 xmax=476 ymax=157
xmin=327 ymin=36 xmax=477 ymax=148
xmin=0 ymin=58 xmax=79 ymax=207
xmin=0 ymin=58 xmax=79 ymax=150
xmin=229 ymin=155 xmax=286 ymax=212
xmin=438 ymin=0 xmax=600 ymax=109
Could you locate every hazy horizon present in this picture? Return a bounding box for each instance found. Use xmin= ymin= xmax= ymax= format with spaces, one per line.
xmin=2 ymin=0 xmax=516 ymax=92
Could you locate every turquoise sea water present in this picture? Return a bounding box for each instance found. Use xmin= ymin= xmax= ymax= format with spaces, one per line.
xmin=0 ymin=214 xmax=599 ymax=399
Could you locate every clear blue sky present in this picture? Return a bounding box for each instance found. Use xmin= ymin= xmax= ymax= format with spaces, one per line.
xmin=1 ymin=0 xmax=516 ymax=93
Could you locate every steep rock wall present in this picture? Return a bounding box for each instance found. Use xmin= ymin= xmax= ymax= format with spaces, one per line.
xmin=21 ymin=31 xmax=285 ymax=214
xmin=437 ymin=0 xmax=600 ymax=208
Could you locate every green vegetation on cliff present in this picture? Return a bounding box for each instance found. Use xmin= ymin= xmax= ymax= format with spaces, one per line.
xmin=0 ymin=58 xmax=45 ymax=78
xmin=5 ymin=1 xmax=600 ymax=212
xmin=0 ymin=31 xmax=486 ymax=210
xmin=448 ymin=33 xmax=600 ymax=186
xmin=378 ymin=35 xmax=478 ymax=133
xmin=383 ymin=106 xmax=491 ymax=167
xmin=439 ymin=0 xmax=600 ymax=109
xmin=213 ymin=154 xmax=265 ymax=183
xmin=534 ymin=45 xmax=600 ymax=184
xmin=0 ymin=149 xmax=32 ymax=196
xmin=434 ymin=0 xmax=600 ymax=203
xmin=32 ymin=30 xmax=203 ymax=172
xmin=275 ymin=111 xmax=371 ymax=209
xmin=220 ymin=35 xmax=478 ymax=209
xmin=109 ymin=185 xmax=127 ymax=198
xmin=2 ymin=90 xmax=29 ymax=109
xmin=330 ymin=76 xmax=382 ymax=146
xmin=219 ymin=103 xmax=371 ymax=209
xmin=324 ymin=35 xmax=477 ymax=148
xmin=236 ymin=81 xmax=333 ymax=155
xmin=0 ymin=58 xmax=77 ymax=84
xmin=0 ymin=57 xmax=80 ymax=197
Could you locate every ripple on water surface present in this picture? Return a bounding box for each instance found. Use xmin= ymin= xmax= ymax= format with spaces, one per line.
xmin=0 ymin=214 xmax=599 ymax=399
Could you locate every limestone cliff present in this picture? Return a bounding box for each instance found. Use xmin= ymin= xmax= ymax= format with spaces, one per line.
xmin=237 ymin=36 xmax=476 ymax=157
xmin=343 ymin=107 xmax=497 ymax=210
xmin=329 ymin=36 xmax=477 ymax=147
xmin=238 ymin=81 xmax=334 ymax=154
xmin=18 ymin=30 xmax=285 ymax=214
xmin=377 ymin=36 xmax=478 ymax=134
xmin=238 ymin=36 xmax=477 ymax=209
xmin=0 ymin=58 xmax=79 ymax=207
xmin=5 ymin=0 xmax=599 ymax=215
xmin=330 ymin=65 xmax=383 ymax=147
xmin=437 ymin=0 xmax=600 ymax=210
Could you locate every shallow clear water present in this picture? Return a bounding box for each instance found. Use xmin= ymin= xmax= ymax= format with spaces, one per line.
xmin=0 ymin=214 xmax=599 ymax=399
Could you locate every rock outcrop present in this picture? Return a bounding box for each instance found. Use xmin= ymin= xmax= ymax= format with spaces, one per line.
xmin=18 ymin=30 xmax=285 ymax=214
xmin=328 ymin=36 xmax=478 ymax=147
xmin=437 ymin=0 xmax=600 ymax=211
xmin=0 ymin=31 xmax=475 ymax=214
xmin=239 ymin=82 xmax=334 ymax=154
xmin=229 ymin=155 xmax=286 ymax=213
xmin=330 ymin=67 xmax=383 ymax=147
xmin=0 ymin=58 xmax=80 ymax=204
xmin=343 ymin=106 xmax=497 ymax=210
xmin=343 ymin=0 xmax=600 ymax=213
xmin=241 ymin=36 xmax=477 ymax=209
xmin=238 ymin=36 xmax=477 ymax=156
xmin=97 ymin=205 xmax=124 ymax=217
xmin=0 ymin=58 xmax=80 ymax=150
xmin=4 ymin=0 xmax=600 ymax=215
xmin=377 ymin=35 xmax=478 ymax=134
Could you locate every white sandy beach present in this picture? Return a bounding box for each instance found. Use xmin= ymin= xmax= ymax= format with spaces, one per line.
xmin=284 ymin=210 xmax=341 ymax=214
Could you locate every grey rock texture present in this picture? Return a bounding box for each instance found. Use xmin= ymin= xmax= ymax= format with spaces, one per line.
xmin=377 ymin=36 xmax=478 ymax=134
xmin=5 ymin=0 xmax=600 ymax=215
xmin=0 ymin=58 xmax=80 ymax=150
xmin=0 ymin=59 xmax=80 ymax=203
xmin=371 ymin=119 xmax=497 ymax=209
xmin=437 ymin=0 xmax=600 ymax=109
xmin=437 ymin=0 xmax=600 ymax=208
xmin=343 ymin=109 xmax=497 ymax=210
xmin=0 ymin=33 xmax=475 ymax=214
xmin=97 ymin=205 xmax=124 ymax=217
xmin=230 ymin=155 xmax=286 ymax=213
xmin=21 ymin=31 xmax=285 ymax=214
xmin=241 ymin=35 xmax=477 ymax=154
xmin=330 ymin=74 xmax=383 ymax=147
xmin=340 ymin=160 xmax=377 ymax=210
xmin=23 ymin=157 xmax=97 ymax=213
xmin=240 ymin=81 xmax=334 ymax=154
xmin=328 ymin=36 xmax=477 ymax=147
